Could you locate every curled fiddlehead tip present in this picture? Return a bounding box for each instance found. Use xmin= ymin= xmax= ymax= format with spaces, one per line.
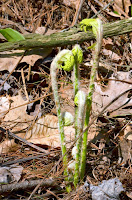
xmin=80 ymin=18 xmax=99 ymax=37
xmin=72 ymin=146 xmax=77 ymax=160
xmin=62 ymin=111 xmax=74 ymax=126
xmin=72 ymin=44 xmax=83 ymax=64
xmin=55 ymin=49 xmax=75 ymax=72
xmin=74 ymin=90 xmax=86 ymax=106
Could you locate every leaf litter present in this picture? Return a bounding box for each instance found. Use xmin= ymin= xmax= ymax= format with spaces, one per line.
xmin=0 ymin=0 xmax=132 ymax=199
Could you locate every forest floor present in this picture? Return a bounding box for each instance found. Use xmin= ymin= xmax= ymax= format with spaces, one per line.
xmin=0 ymin=0 xmax=132 ymax=199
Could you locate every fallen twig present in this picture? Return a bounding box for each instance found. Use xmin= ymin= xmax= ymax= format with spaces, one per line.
xmin=0 ymin=178 xmax=59 ymax=194
xmin=0 ymin=127 xmax=48 ymax=154
xmin=0 ymin=18 xmax=132 ymax=52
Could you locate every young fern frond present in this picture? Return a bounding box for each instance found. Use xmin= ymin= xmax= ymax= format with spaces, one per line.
xmin=50 ymin=45 xmax=83 ymax=189
xmin=80 ymin=18 xmax=103 ymax=179
xmin=72 ymin=45 xmax=83 ymax=138
xmin=50 ymin=49 xmax=74 ymax=192
xmin=50 ymin=18 xmax=103 ymax=188
xmin=71 ymin=45 xmax=84 ymax=186
xmin=74 ymin=90 xmax=86 ymax=187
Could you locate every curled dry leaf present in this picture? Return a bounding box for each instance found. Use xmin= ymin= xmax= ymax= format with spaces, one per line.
xmin=35 ymin=27 xmax=58 ymax=35
xmin=63 ymin=0 xmax=79 ymax=9
xmin=0 ymin=115 xmax=75 ymax=154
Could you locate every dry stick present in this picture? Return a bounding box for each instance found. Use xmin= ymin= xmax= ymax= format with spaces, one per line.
xmin=92 ymin=0 xmax=114 ymax=19
xmin=21 ymin=68 xmax=29 ymax=101
xmin=114 ymin=119 xmax=132 ymax=140
xmin=0 ymin=127 xmax=48 ymax=154
xmin=46 ymin=189 xmax=60 ymax=200
xmin=27 ymin=64 xmax=31 ymax=81
xmin=0 ymin=178 xmax=58 ymax=194
xmin=88 ymin=1 xmax=107 ymax=22
xmin=28 ymin=88 xmax=131 ymax=200
xmin=0 ymin=150 xmax=60 ymax=167
xmin=32 ymin=189 xmax=65 ymax=199
xmin=71 ymin=0 xmax=84 ymax=26
xmin=97 ymin=78 xmax=132 ymax=85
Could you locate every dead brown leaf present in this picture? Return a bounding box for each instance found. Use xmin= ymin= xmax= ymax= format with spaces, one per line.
xmin=93 ymin=71 xmax=132 ymax=115
xmin=3 ymin=93 xmax=34 ymax=132
xmin=27 ymin=115 xmax=75 ymax=148
xmin=0 ymin=114 xmax=75 ymax=154
xmin=102 ymin=49 xmax=121 ymax=63
xmin=0 ymin=92 xmax=75 ymax=154
xmin=0 ymin=48 xmax=52 ymax=72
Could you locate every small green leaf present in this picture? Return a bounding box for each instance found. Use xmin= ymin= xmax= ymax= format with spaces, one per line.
xmin=113 ymin=11 xmax=119 ymax=15
xmin=0 ymin=28 xmax=25 ymax=42
xmin=87 ymin=42 xmax=96 ymax=50
xmin=62 ymin=112 xmax=74 ymax=126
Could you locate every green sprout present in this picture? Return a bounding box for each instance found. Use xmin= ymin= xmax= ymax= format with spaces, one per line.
xmin=74 ymin=90 xmax=86 ymax=187
xmin=50 ymin=18 xmax=103 ymax=190
xmin=50 ymin=49 xmax=74 ymax=192
xmin=72 ymin=45 xmax=83 ymax=141
xmin=80 ymin=18 xmax=103 ymax=179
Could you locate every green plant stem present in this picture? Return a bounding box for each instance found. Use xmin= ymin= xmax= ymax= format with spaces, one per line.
xmin=80 ymin=19 xmax=103 ymax=180
xmin=73 ymin=59 xmax=80 ymax=138
xmin=74 ymin=91 xmax=86 ymax=187
xmin=72 ymin=47 xmax=80 ymax=187
xmin=50 ymin=50 xmax=72 ymax=192
xmin=73 ymin=60 xmax=80 ymax=187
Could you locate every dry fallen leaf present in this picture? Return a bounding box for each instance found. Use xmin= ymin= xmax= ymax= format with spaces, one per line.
xmin=27 ymin=115 xmax=75 ymax=148
xmin=0 ymin=97 xmax=10 ymax=118
xmin=0 ymin=114 xmax=75 ymax=154
xmin=3 ymin=93 xmax=34 ymax=132
xmin=124 ymin=122 xmax=132 ymax=141
xmin=114 ymin=0 xmax=131 ymax=16
xmin=1 ymin=71 xmax=131 ymax=154
xmin=102 ymin=49 xmax=121 ymax=63
xmin=0 ymin=48 xmax=52 ymax=72
xmin=35 ymin=27 xmax=58 ymax=35
xmin=93 ymin=71 xmax=132 ymax=116
xmin=63 ymin=0 xmax=79 ymax=9
xmin=0 ymin=92 xmax=75 ymax=153
xmin=0 ymin=165 xmax=23 ymax=184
